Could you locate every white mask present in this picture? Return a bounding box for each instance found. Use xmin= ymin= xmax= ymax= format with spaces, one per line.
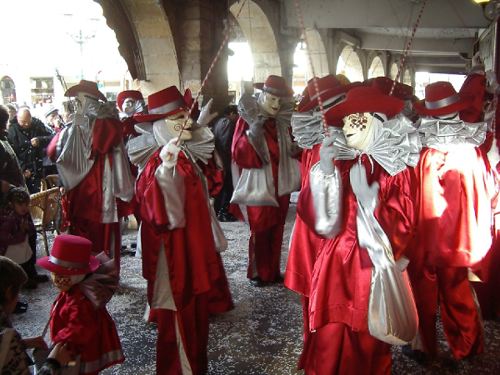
xmin=153 ymin=111 xmax=193 ymax=146
xmin=342 ymin=112 xmax=386 ymax=151
xmin=75 ymin=92 xmax=100 ymax=117
xmin=122 ymin=98 xmax=145 ymax=117
xmin=258 ymin=92 xmax=281 ymax=117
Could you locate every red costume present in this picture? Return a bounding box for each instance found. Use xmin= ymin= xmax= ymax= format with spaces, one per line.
xmin=301 ymin=87 xmax=418 ymax=374
xmin=47 ymin=81 xmax=134 ymax=273
xmin=408 ymin=81 xmax=498 ymax=359
xmin=231 ymin=75 xmax=298 ymax=284
xmin=232 ymin=116 xmax=291 ymax=282
xmin=132 ymin=86 xmax=232 ymax=374
xmin=50 ymin=287 xmax=124 ymax=374
xmin=37 ymin=234 xmax=124 ymax=375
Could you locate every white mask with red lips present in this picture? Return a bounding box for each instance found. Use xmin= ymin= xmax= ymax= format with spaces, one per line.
xmin=342 ymin=112 xmax=387 ymax=151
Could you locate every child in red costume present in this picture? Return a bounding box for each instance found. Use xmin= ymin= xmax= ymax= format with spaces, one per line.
xmin=37 ymin=234 xmax=124 ymax=374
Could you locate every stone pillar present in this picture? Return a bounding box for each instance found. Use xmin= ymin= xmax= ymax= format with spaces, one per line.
xmin=174 ymin=0 xmax=230 ymax=112
xmin=277 ymin=34 xmax=299 ymax=87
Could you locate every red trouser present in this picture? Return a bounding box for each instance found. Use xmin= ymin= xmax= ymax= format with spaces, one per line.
xmin=155 ymin=294 xmax=209 ymax=375
xmin=302 ymin=322 xmax=391 ymax=375
xmin=248 ymin=224 xmax=285 ymax=282
xmin=207 ymin=253 xmax=234 ymax=315
xmin=410 ymin=265 xmax=484 ymax=359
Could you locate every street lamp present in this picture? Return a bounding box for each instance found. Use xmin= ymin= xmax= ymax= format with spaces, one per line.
xmin=64 ymin=14 xmax=99 ymax=80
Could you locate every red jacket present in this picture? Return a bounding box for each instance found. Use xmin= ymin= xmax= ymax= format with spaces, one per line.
xmin=50 ymin=286 xmax=124 ymax=373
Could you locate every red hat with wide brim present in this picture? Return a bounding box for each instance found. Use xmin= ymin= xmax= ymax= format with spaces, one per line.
xmin=366 ymin=76 xmax=414 ymax=101
xmin=326 ymin=86 xmax=404 ymax=126
xmin=254 ymin=75 xmax=293 ymax=98
xmin=299 ymin=75 xmax=362 ymax=112
xmin=37 ymin=234 xmax=100 ymax=276
xmin=117 ymin=90 xmax=144 ymax=110
xmin=65 ymin=80 xmax=107 ymax=102
xmin=134 ymin=86 xmax=193 ymax=123
xmin=413 ymin=81 xmax=473 ymax=116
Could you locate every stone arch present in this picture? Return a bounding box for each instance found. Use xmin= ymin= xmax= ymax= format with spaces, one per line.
xmin=0 ymin=76 xmax=16 ymax=104
xmin=97 ymin=0 xmax=181 ymax=96
xmin=336 ymin=45 xmax=364 ymax=82
xmin=230 ymin=0 xmax=282 ymax=82
xmin=368 ymin=55 xmax=385 ymax=78
xmin=302 ymin=28 xmax=329 ymax=78
xmin=292 ymin=28 xmax=329 ymax=93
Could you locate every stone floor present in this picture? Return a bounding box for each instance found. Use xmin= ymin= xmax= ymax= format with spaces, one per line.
xmin=12 ymin=203 xmax=500 ymax=375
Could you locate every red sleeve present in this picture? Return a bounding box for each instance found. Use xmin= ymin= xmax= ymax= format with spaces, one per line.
xmin=459 ymin=73 xmax=486 ymax=123
xmin=92 ymin=118 xmax=123 ymax=155
xmin=231 ymin=117 xmax=264 ymax=169
xmin=52 ymin=294 xmax=97 ymax=353
xmin=199 ymin=157 xmax=223 ymax=198
xmin=47 ymin=132 xmax=61 ymax=162
xmin=376 ymin=169 xmax=418 ymax=260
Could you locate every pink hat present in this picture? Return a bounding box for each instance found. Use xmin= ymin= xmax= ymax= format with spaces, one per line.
xmin=254 ymin=75 xmax=293 ymax=98
xmin=413 ymin=81 xmax=472 ymax=116
xmin=134 ymin=86 xmax=194 ymax=123
xmin=117 ymin=90 xmax=144 ymax=110
xmin=326 ymin=86 xmax=404 ymax=126
xmin=37 ymin=234 xmax=100 ymax=276
xmin=65 ymin=80 xmax=107 ymax=102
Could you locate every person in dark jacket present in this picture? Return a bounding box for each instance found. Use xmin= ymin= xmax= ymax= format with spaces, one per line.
xmin=212 ymin=105 xmax=238 ymax=221
xmin=0 ymin=105 xmax=25 ymax=189
xmin=7 ymin=107 xmax=54 ymax=193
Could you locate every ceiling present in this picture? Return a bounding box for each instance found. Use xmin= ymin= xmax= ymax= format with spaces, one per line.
xmin=282 ymin=0 xmax=494 ymax=74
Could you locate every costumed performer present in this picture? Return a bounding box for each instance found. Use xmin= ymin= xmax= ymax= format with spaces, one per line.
xmin=127 ymin=86 xmax=232 ymax=374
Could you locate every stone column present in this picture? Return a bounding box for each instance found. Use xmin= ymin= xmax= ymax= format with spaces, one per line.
xmin=174 ymin=0 xmax=230 ymax=111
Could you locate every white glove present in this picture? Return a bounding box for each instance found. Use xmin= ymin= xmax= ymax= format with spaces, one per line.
xmin=197 ymin=98 xmax=218 ymax=127
xmin=349 ymin=163 xmax=379 ymax=212
xmin=319 ymin=134 xmax=338 ymax=175
xmin=238 ymin=93 xmax=260 ymax=124
xmin=160 ymin=138 xmax=182 ymax=169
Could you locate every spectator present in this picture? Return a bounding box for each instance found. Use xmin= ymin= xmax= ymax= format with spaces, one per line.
xmin=0 ymin=187 xmax=48 ymax=289
xmin=0 ymin=256 xmax=72 ymax=374
xmin=44 ymin=107 xmax=65 ymax=133
xmin=212 ymin=104 xmax=238 ymax=221
xmin=43 ymin=107 xmax=65 ymax=176
xmin=0 ymin=105 xmax=25 ymax=188
xmin=7 ymin=107 xmax=54 ymax=193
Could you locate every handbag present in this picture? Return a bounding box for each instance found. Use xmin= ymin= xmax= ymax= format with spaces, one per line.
xmin=368 ymin=259 xmax=419 ymax=345
xmin=231 ymin=164 xmax=279 ymax=207
xmin=350 ymin=163 xmax=418 ymax=345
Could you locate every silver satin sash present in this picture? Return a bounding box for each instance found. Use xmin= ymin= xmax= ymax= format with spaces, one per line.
xmin=155 ymin=158 xmax=187 ymax=230
xmin=349 ymin=162 xmax=418 ymax=345
xmin=112 ymin=142 xmax=135 ymax=202
xmin=237 ymin=94 xmax=301 ymax=199
xmin=291 ymin=111 xmax=325 ymax=149
xmin=418 ymin=118 xmax=487 ymax=150
xmin=309 ymin=162 xmax=343 ymax=238
xmin=56 ymin=115 xmax=95 ymax=190
xmin=334 ymin=115 xmax=421 ymax=176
